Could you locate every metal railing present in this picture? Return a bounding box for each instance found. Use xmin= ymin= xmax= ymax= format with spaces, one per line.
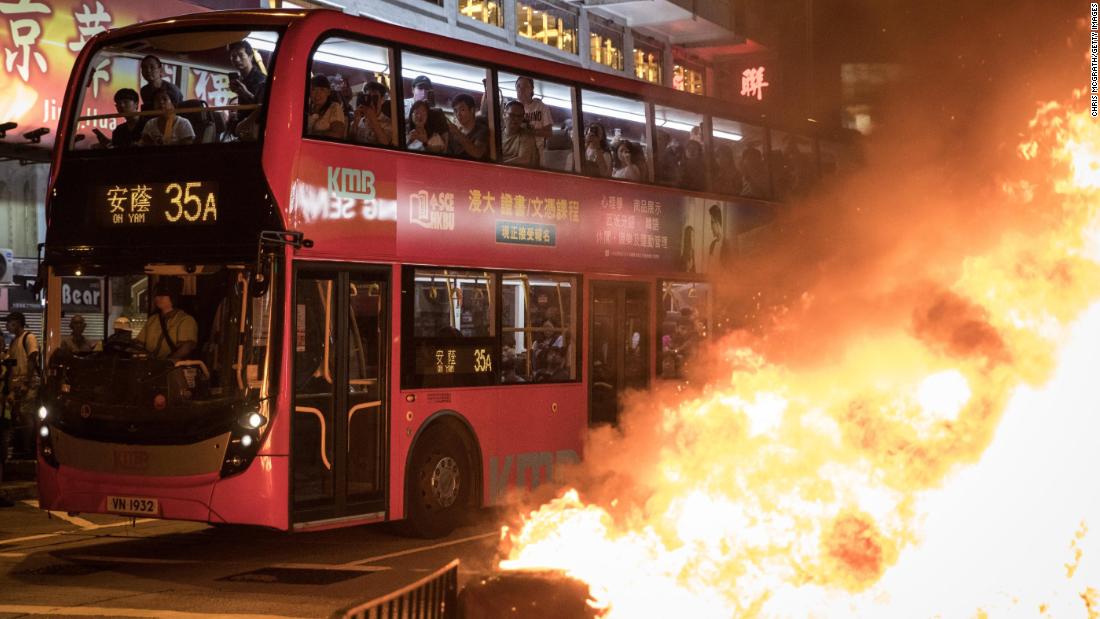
xmin=334 ymin=559 xmax=459 ymax=619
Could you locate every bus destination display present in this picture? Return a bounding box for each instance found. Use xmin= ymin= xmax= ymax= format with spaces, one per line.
xmin=97 ymin=181 xmax=219 ymax=226
xmin=413 ymin=343 xmax=494 ymax=384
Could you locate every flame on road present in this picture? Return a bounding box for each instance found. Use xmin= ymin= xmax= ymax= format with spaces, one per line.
xmin=499 ymin=91 xmax=1100 ymax=618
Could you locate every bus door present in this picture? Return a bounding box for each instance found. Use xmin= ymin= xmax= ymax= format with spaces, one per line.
xmin=292 ymin=266 xmax=389 ymax=524
xmin=589 ymin=282 xmax=649 ymax=426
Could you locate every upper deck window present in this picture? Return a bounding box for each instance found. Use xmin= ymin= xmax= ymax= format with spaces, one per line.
xmin=68 ymin=29 xmax=280 ymax=151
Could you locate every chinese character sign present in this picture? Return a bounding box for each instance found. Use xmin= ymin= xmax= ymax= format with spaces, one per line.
xmin=740 ymin=66 xmax=769 ymax=101
xmin=0 ymin=0 xmax=207 ymax=149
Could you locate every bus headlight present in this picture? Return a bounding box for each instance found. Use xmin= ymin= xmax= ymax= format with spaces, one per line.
xmin=37 ymin=405 xmax=48 ymax=421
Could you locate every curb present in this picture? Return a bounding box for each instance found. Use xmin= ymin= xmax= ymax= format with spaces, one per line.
xmin=0 ymin=481 xmax=37 ymax=501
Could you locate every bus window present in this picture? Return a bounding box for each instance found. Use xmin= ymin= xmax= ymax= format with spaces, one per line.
xmin=308 ymin=37 xmax=394 ymax=145
xmin=580 ymin=90 xmax=647 ymax=182
xmin=711 ymin=118 xmax=770 ymax=200
xmin=69 ymin=30 xmax=280 ymax=150
xmin=501 ymin=273 xmax=577 ymax=383
xmin=659 ymin=281 xmax=710 ymax=379
xmin=400 ymin=52 xmax=491 ymax=159
xmin=770 ymin=130 xmax=816 ymax=200
xmin=653 ymin=105 xmax=705 ymax=191
xmin=405 ymin=268 xmax=496 ymax=388
xmin=498 ymin=72 xmax=576 ymax=172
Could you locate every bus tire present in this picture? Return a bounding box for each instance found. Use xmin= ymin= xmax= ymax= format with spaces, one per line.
xmin=405 ymin=424 xmax=472 ymax=538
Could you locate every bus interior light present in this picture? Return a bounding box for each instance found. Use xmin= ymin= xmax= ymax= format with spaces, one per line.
xmin=39 ymin=425 xmax=49 ymax=438
xmin=240 ymin=434 xmax=254 ymax=448
xmin=246 ymin=412 xmax=265 ymax=429
xmin=38 ymin=405 xmax=48 ymax=420
xmin=712 ymin=130 xmax=743 ymax=142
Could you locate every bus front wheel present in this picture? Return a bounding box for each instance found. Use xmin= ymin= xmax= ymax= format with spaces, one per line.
xmin=406 ymin=424 xmax=472 ymax=538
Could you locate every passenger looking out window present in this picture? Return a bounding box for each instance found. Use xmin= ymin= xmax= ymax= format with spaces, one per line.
xmin=137 ymin=282 xmax=197 ymax=361
xmin=139 ymin=55 xmax=182 ymax=112
xmin=141 ymin=88 xmax=195 ymax=146
xmin=307 ymin=75 xmax=347 ymax=139
xmin=612 ymin=140 xmax=642 ymax=181
xmin=406 ymin=100 xmax=448 ymax=153
xmin=404 ymin=75 xmax=433 ymax=118
xmin=711 ymin=144 xmax=742 ymax=195
xmin=681 ymin=139 xmax=706 ymax=191
xmin=446 ymin=93 xmax=489 ymax=160
xmin=581 ymin=122 xmax=612 ymax=177
xmin=351 ymin=81 xmax=393 ymax=146
xmin=106 ymin=88 xmax=145 ymax=148
xmin=501 ymin=101 xmax=538 ymax=167
xmin=740 ymin=146 xmax=769 ymax=199
xmin=228 ymin=40 xmax=266 ymax=107
xmin=514 ymin=76 xmax=553 ymax=159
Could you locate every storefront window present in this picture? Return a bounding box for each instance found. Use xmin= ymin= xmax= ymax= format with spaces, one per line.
xmin=459 ymin=0 xmax=504 ymax=27
xmin=634 ymin=44 xmax=662 ymax=85
xmin=517 ymin=1 xmax=578 ymax=54
xmin=673 ymin=63 xmax=705 ymax=95
xmin=589 ymin=22 xmax=624 ymax=71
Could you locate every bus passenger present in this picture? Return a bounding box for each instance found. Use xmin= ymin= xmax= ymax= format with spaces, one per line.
xmin=141 ymin=88 xmax=195 ymax=146
xmin=404 ymin=75 xmax=433 ymax=119
xmin=228 ymin=40 xmax=266 ymax=107
xmin=514 ymin=76 xmax=553 ymax=159
xmin=740 ymin=146 xmax=769 ymax=199
xmin=406 ymin=100 xmax=447 ymax=153
xmin=501 ymin=101 xmax=538 ymax=168
xmin=351 ymin=81 xmax=393 ymax=146
xmin=581 ymin=123 xmax=612 ymax=177
xmin=612 ymin=140 xmax=642 ymax=181
xmin=501 ymin=357 xmax=525 ymax=384
xmin=681 ymin=139 xmax=706 ymax=191
xmin=446 ymin=93 xmax=488 ymax=161
xmin=137 ymin=284 xmax=198 ymax=361
xmin=307 ymin=75 xmax=347 ymax=139
xmin=98 ymin=316 xmax=133 ymax=351
xmin=59 ymin=315 xmax=96 ymax=357
xmin=712 ymin=144 xmax=742 ymax=195
xmin=139 ymin=55 xmax=182 ymax=112
xmin=109 ymin=88 xmax=145 ymax=148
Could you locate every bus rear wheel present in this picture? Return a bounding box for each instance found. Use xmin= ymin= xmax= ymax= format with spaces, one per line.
xmin=406 ymin=425 xmax=472 ymax=538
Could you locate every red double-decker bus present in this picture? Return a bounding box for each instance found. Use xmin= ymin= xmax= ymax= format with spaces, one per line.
xmin=38 ymin=8 xmax=839 ymax=534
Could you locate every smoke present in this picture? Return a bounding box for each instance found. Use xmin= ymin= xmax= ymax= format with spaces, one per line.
xmin=500 ymin=0 xmax=1097 ymax=606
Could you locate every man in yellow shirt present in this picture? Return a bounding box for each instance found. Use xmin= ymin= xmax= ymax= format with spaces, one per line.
xmin=137 ymin=283 xmax=197 ymax=360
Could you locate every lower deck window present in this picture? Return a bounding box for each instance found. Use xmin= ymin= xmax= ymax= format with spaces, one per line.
xmin=402 ymin=267 xmax=578 ymax=388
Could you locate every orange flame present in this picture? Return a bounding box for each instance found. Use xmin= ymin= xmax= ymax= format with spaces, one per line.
xmin=500 ymin=91 xmax=1100 ymax=618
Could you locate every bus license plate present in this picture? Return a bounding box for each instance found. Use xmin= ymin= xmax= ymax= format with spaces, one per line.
xmin=106 ymin=496 xmax=159 ymax=515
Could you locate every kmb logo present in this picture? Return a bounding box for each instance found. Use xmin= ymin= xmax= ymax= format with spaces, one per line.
xmin=113 ymin=450 xmax=149 ymax=472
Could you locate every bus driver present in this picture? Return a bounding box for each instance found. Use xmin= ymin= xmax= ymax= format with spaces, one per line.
xmin=137 ymin=283 xmax=198 ymax=361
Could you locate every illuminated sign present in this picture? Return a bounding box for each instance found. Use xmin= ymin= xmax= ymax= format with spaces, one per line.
xmin=0 ymin=0 xmax=209 ymax=151
xmin=414 ymin=344 xmax=494 ymax=378
xmin=96 ymin=180 xmax=218 ymax=225
xmin=740 ymin=66 xmax=769 ymax=101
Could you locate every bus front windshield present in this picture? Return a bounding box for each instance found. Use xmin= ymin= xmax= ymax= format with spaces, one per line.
xmin=68 ymin=30 xmax=279 ymax=150
xmin=49 ymin=266 xmax=274 ymax=420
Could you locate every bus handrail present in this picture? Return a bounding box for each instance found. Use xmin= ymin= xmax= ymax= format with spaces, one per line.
xmin=333 ymin=559 xmax=459 ymax=619
xmin=75 ymin=104 xmax=261 ymax=123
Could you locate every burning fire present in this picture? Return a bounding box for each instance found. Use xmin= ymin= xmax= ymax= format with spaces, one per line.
xmin=499 ymin=91 xmax=1100 ymax=617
